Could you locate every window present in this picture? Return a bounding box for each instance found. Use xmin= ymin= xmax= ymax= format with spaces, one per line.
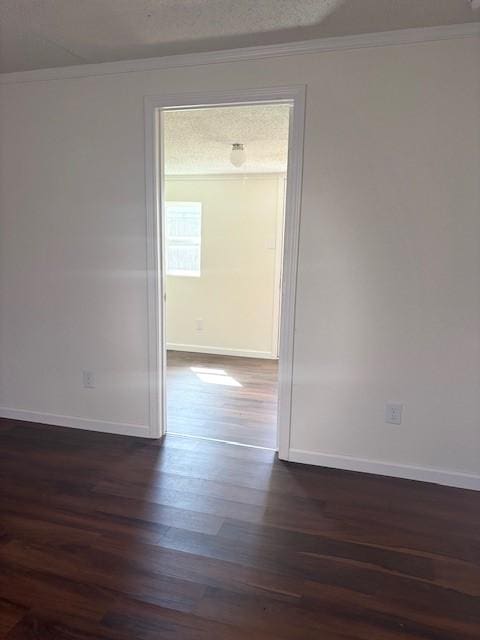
xmin=165 ymin=201 xmax=202 ymax=277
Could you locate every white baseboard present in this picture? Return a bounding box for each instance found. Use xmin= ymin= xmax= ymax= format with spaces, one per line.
xmin=3 ymin=405 xmax=476 ymax=490
xmin=167 ymin=343 xmax=278 ymax=359
xmin=0 ymin=407 xmax=152 ymax=438
xmin=288 ymin=449 xmax=480 ymax=491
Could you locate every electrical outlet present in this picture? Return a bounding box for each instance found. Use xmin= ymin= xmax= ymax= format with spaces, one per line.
xmin=385 ymin=403 xmax=403 ymax=425
xmin=196 ymin=318 xmax=203 ymax=332
xmin=82 ymin=370 xmax=95 ymax=389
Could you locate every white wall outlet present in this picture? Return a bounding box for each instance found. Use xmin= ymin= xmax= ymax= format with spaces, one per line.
xmin=385 ymin=403 xmax=403 ymax=425
xmin=82 ymin=370 xmax=95 ymax=389
xmin=196 ymin=318 xmax=203 ymax=332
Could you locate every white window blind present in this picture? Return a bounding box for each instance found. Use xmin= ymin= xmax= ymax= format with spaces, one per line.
xmin=165 ymin=201 xmax=202 ymax=277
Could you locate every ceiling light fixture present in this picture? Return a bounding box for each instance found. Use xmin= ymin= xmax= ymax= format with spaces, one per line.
xmin=230 ymin=143 xmax=246 ymax=167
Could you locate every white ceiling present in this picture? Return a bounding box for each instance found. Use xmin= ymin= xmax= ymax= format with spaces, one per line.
xmin=163 ymin=104 xmax=290 ymax=175
xmin=0 ymin=1 xmax=478 ymax=74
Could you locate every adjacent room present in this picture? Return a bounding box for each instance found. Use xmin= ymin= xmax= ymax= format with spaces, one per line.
xmin=0 ymin=2 xmax=479 ymax=639
xmin=163 ymin=105 xmax=289 ymax=448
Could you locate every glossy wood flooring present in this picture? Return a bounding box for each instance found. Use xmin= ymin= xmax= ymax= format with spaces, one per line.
xmin=166 ymin=351 xmax=278 ymax=448
xmin=1 ymin=419 xmax=480 ymax=639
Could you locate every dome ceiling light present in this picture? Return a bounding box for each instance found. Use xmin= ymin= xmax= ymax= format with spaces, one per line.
xmin=230 ymin=143 xmax=246 ymax=167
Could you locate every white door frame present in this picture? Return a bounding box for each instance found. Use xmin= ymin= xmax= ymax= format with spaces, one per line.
xmin=144 ymin=85 xmax=306 ymax=459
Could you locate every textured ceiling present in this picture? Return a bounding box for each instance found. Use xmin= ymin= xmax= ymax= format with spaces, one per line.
xmin=0 ymin=1 xmax=478 ymax=74
xmin=163 ymin=104 xmax=290 ymax=175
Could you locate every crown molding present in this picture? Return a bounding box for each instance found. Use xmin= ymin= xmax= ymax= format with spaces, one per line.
xmin=0 ymin=22 xmax=478 ymax=85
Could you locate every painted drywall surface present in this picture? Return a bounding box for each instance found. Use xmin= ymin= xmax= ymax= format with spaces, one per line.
xmin=165 ymin=176 xmax=284 ymax=357
xmin=0 ymin=37 xmax=479 ymax=476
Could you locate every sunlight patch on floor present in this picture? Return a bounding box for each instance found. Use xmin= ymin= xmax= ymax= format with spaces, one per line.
xmin=190 ymin=366 xmax=242 ymax=387
xmin=191 ymin=366 xmax=226 ymax=375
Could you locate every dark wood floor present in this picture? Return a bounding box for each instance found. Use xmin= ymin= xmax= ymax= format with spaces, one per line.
xmin=166 ymin=351 xmax=278 ymax=448
xmin=1 ymin=419 xmax=479 ymax=639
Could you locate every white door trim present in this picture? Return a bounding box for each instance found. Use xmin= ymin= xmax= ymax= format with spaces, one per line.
xmin=144 ymin=85 xmax=306 ymax=459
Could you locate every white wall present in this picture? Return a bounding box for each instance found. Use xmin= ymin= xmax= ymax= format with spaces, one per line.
xmin=0 ymin=33 xmax=479 ymax=486
xmin=165 ymin=175 xmax=284 ymax=358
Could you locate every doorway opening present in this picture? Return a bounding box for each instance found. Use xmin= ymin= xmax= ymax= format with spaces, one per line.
xmin=163 ymin=104 xmax=287 ymax=449
xmin=145 ymin=87 xmax=305 ymax=458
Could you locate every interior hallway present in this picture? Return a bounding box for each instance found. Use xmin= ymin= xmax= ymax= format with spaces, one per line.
xmin=166 ymin=350 xmax=278 ymax=449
